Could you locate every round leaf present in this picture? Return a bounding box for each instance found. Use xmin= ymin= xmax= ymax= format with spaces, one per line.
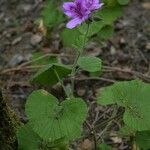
xmin=26 ymin=90 xmax=88 ymax=141
xmin=77 ymin=56 xmax=102 ymax=72
xmin=97 ymin=80 xmax=150 ymax=131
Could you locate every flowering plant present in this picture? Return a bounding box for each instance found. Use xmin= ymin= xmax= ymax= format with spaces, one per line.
xmin=16 ymin=0 xmax=150 ymax=150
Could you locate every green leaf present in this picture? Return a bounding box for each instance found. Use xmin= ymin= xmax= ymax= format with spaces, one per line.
xmin=78 ymin=21 xmax=105 ymax=37
xmin=17 ymin=123 xmax=69 ymax=150
xmin=98 ymin=25 xmax=114 ymax=40
xmin=97 ymin=86 xmax=115 ymax=105
xmin=135 ymin=131 xmax=150 ymax=150
xmin=17 ymin=124 xmax=42 ymax=150
xmin=122 ymin=82 xmax=150 ymax=131
xmin=32 ymin=52 xmax=57 ymax=66
xmin=26 ymin=90 xmax=88 ymax=141
xmin=77 ymin=56 xmax=102 ymax=72
xmin=31 ymin=63 xmax=71 ymax=86
xmin=117 ymin=0 xmax=129 ymax=5
xmin=96 ymin=6 xmax=123 ymax=25
xmin=61 ymin=25 xmax=91 ymax=50
xmin=98 ymin=143 xmax=112 ymax=150
xmin=74 ymin=35 xmax=87 ymax=51
xmin=47 ymin=138 xmax=69 ymax=150
xmin=119 ymin=125 xmax=135 ymax=136
xmin=61 ymin=28 xmax=81 ymax=48
xmin=41 ymin=1 xmax=64 ymax=28
xmin=97 ymin=80 xmax=150 ymax=131
xmin=78 ymin=23 xmax=89 ymax=35
xmin=107 ymin=0 xmax=119 ymax=7
xmin=88 ymin=21 xmax=105 ymax=37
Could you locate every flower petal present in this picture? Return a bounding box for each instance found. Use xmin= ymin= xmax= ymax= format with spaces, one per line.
xmin=64 ymin=11 xmax=75 ymax=18
xmin=75 ymin=0 xmax=83 ymax=4
xmin=66 ymin=18 xmax=83 ymax=29
xmin=63 ymin=2 xmax=75 ymax=11
xmin=63 ymin=2 xmax=76 ymax=17
xmin=92 ymin=3 xmax=104 ymax=10
xmin=83 ymin=0 xmax=104 ymax=11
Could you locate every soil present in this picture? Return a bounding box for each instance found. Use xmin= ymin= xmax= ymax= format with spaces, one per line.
xmin=0 ymin=0 xmax=150 ymax=149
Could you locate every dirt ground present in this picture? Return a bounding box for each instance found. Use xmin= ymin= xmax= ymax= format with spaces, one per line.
xmin=0 ymin=0 xmax=150 ymax=149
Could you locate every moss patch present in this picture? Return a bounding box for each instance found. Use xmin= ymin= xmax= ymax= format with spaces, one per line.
xmin=0 ymin=90 xmax=20 ymax=150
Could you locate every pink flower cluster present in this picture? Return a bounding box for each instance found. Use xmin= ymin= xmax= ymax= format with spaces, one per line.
xmin=63 ymin=0 xmax=104 ymax=29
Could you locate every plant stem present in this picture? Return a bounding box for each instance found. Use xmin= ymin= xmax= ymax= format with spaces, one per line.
xmin=53 ymin=24 xmax=90 ymax=98
xmin=54 ymin=69 xmax=70 ymax=98
xmin=82 ymin=23 xmax=90 ymax=53
xmin=70 ymin=51 xmax=80 ymax=97
xmin=70 ymin=24 xmax=90 ymax=97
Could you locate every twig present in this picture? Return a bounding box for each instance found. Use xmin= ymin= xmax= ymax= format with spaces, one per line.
xmin=80 ymin=112 xmax=122 ymax=141
xmin=75 ymin=77 xmax=116 ymax=83
xmin=97 ymin=105 xmax=118 ymax=142
xmin=0 ymin=65 xmax=43 ymax=74
xmin=4 ymin=81 xmax=31 ymax=87
xmin=0 ymin=53 xmax=72 ymax=74
xmin=85 ymin=121 xmax=97 ymax=150
xmin=18 ymin=53 xmax=72 ymax=68
xmin=103 ymin=66 xmax=150 ymax=81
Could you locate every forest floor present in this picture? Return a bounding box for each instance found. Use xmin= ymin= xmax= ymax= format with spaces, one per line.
xmin=0 ymin=0 xmax=150 ymax=149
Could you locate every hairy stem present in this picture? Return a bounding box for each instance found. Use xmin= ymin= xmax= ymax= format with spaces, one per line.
xmin=70 ymin=24 xmax=90 ymax=97
xmin=70 ymin=51 xmax=81 ymax=97
xmin=52 ymin=24 xmax=90 ymax=98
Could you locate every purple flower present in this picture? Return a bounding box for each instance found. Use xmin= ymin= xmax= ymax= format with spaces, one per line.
xmin=83 ymin=0 xmax=104 ymax=11
xmin=63 ymin=0 xmax=90 ymax=29
xmin=63 ymin=0 xmax=103 ymax=29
